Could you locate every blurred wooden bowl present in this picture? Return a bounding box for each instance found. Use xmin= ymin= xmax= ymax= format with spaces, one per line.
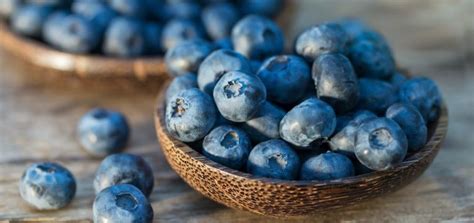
xmin=0 ymin=1 xmax=296 ymax=79
xmin=154 ymin=81 xmax=448 ymax=217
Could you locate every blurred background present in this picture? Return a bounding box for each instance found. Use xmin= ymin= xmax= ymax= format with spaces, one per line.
xmin=0 ymin=0 xmax=473 ymax=222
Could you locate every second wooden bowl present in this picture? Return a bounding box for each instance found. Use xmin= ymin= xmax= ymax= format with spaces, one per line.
xmin=154 ymin=83 xmax=448 ymax=217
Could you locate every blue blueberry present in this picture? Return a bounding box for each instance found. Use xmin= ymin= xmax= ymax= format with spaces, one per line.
xmin=294 ymin=23 xmax=349 ymax=62
xmin=330 ymin=110 xmax=377 ymax=158
xmin=161 ymin=18 xmax=205 ymax=51
xmin=299 ymin=152 xmax=354 ymax=181
xmin=312 ymin=53 xmax=359 ymax=113
xmin=280 ymin=98 xmax=336 ymax=147
xmin=0 ymin=0 xmax=22 ymax=19
xmin=214 ymin=38 xmax=233 ymax=50
xmin=11 ymin=5 xmax=53 ymax=38
xmin=355 ymin=117 xmax=408 ymax=170
xmin=398 ymin=76 xmax=442 ymax=123
xmin=144 ymin=22 xmax=162 ymax=54
xmin=165 ymin=88 xmax=217 ymax=142
xmin=72 ymin=0 xmax=117 ymax=34
xmin=352 ymin=30 xmax=392 ymax=54
xmin=386 ymin=103 xmax=427 ymax=152
xmin=202 ymin=2 xmax=240 ymax=40
xmin=19 ymin=162 xmax=76 ymax=210
xmin=164 ymin=1 xmax=201 ymax=20
xmin=231 ymin=15 xmax=284 ymax=60
xmin=165 ymin=73 xmax=198 ymax=102
xmin=42 ymin=10 xmax=68 ymax=48
xmin=94 ymin=153 xmax=154 ymax=197
xmin=241 ymin=101 xmax=286 ymax=143
xmin=239 ymin=0 xmax=283 ymax=18
xmin=77 ymin=108 xmax=130 ymax=157
xmin=257 ymin=55 xmax=311 ymax=104
xmin=165 ymin=39 xmax=214 ymax=77
xmin=93 ymin=184 xmax=153 ymax=223
xmin=198 ymin=49 xmax=252 ymax=95
xmin=348 ymin=39 xmax=395 ymax=79
xmin=336 ymin=17 xmax=371 ymax=41
xmin=202 ymin=125 xmax=252 ymax=170
xmin=213 ymin=71 xmax=267 ymax=122
xmin=103 ymin=17 xmax=146 ymax=57
xmin=247 ymin=139 xmax=300 ymax=180
xmin=108 ymin=0 xmax=148 ymax=19
xmin=357 ymin=78 xmax=397 ymax=114
xmin=389 ymin=72 xmax=407 ymax=90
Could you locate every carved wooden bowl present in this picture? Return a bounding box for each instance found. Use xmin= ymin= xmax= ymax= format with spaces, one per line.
xmin=0 ymin=1 xmax=295 ymax=79
xmin=154 ymin=81 xmax=448 ymax=217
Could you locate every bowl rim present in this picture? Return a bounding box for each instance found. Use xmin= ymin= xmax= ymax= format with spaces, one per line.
xmin=154 ymin=80 xmax=449 ymax=187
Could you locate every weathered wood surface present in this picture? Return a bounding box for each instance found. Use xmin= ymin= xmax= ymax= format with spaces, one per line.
xmin=0 ymin=0 xmax=473 ymax=222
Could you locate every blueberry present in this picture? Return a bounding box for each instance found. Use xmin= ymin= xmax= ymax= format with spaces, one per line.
xmin=77 ymin=108 xmax=130 ymax=157
xmin=257 ymin=55 xmax=311 ymax=104
xmin=247 ymin=139 xmax=300 ymax=180
xmin=202 ymin=2 xmax=240 ymax=40
xmin=330 ymin=110 xmax=377 ymax=157
xmin=19 ymin=162 xmax=76 ymax=210
xmin=42 ymin=10 xmax=68 ymax=48
xmin=389 ymin=72 xmax=407 ymax=90
xmin=386 ymin=103 xmax=427 ymax=152
xmin=214 ymin=37 xmax=233 ymax=50
xmin=165 ymin=88 xmax=217 ymax=142
xmin=299 ymin=152 xmax=354 ymax=181
xmin=0 ymin=0 xmax=22 ymax=19
xmin=93 ymin=184 xmax=153 ymax=223
xmin=213 ymin=71 xmax=267 ymax=122
xmin=165 ymin=39 xmax=214 ymax=77
xmin=398 ymin=76 xmax=442 ymax=123
xmin=164 ymin=1 xmax=201 ymax=19
xmin=72 ymin=0 xmax=117 ymax=34
xmin=348 ymin=39 xmax=395 ymax=79
xmin=103 ymin=17 xmax=146 ymax=57
xmin=355 ymin=117 xmax=408 ymax=170
xmin=352 ymin=30 xmax=392 ymax=54
xmin=108 ymin=0 xmax=148 ymax=19
xmin=94 ymin=153 xmax=154 ymax=197
xmin=144 ymin=22 xmax=162 ymax=54
xmin=198 ymin=49 xmax=252 ymax=95
xmin=241 ymin=101 xmax=286 ymax=143
xmin=202 ymin=125 xmax=252 ymax=170
xmin=57 ymin=14 xmax=102 ymax=53
xmin=231 ymin=15 xmax=284 ymax=60
xmin=280 ymin=98 xmax=336 ymax=147
xmin=357 ymin=78 xmax=397 ymax=114
xmin=294 ymin=23 xmax=349 ymax=62
xmin=161 ymin=18 xmax=205 ymax=51
xmin=11 ymin=5 xmax=53 ymax=38
xmin=312 ymin=53 xmax=359 ymax=113
xmin=239 ymin=0 xmax=283 ymax=18
xmin=165 ymin=73 xmax=198 ymax=102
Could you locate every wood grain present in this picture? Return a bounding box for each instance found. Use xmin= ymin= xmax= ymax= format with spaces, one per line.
xmin=0 ymin=0 xmax=473 ymax=222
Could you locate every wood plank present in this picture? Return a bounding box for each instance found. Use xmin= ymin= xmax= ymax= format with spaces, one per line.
xmin=0 ymin=0 xmax=473 ymax=222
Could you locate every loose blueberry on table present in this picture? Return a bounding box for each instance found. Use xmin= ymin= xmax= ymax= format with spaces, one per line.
xmin=93 ymin=184 xmax=153 ymax=223
xmin=94 ymin=153 xmax=154 ymax=197
xmin=77 ymin=108 xmax=130 ymax=157
xmin=19 ymin=162 xmax=76 ymax=210
xmin=163 ymin=17 xmax=445 ymax=182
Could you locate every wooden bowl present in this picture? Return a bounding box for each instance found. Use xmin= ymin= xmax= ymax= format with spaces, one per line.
xmin=154 ymin=81 xmax=448 ymax=217
xmin=0 ymin=1 xmax=296 ymax=79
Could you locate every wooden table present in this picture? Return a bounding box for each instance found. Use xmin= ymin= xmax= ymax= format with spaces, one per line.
xmin=1 ymin=0 xmax=473 ymax=222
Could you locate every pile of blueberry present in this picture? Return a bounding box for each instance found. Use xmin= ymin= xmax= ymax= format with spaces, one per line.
xmin=0 ymin=0 xmax=283 ymax=57
xmin=19 ymin=108 xmax=155 ymax=222
xmin=164 ymin=15 xmax=443 ymax=181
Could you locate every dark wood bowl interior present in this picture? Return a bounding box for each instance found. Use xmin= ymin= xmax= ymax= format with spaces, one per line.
xmin=154 ymin=81 xmax=448 ymax=217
